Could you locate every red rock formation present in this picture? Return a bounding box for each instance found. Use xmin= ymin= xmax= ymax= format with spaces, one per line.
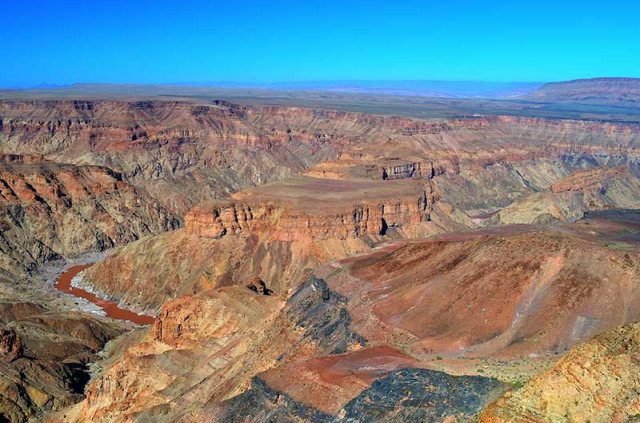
xmin=69 ymin=286 xmax=320 ymax=422
xmin=258 ymin=346 xmax=422 ymax=414
xmin=185 ymin=176 xmax=433 ymax=241
xmin=323 ymin=229 xmax=640 ymax=359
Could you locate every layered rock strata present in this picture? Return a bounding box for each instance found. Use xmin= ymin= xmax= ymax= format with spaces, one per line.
xmin=0 ymin=155 xmax=180 ymax=276
xmin=0 ymin=292 xmax=122 ymax=423
xmin=184 ymin=177 xmax=433 ymax=241
xmin=493 ymin=165 xmax=640 ymax=225
xmin=2 ymin=100 xmax=640 ymax=215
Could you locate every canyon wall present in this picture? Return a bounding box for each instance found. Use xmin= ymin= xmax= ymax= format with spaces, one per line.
xmin=2 ymin=100 xmax=640 ymax=216
xmin=0 ymin=288 xmax=123 ymax=423
xmin=0 ymin=155 xmax=180 ymax=276
xmin=493 ymin=165 xmax=640 ymax=225
xmin=183 ymin=193 xmax=431 ymax=241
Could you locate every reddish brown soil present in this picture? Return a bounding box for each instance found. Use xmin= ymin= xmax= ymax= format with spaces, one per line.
xmin=327 ymin=228 xmax=640 ymax=359
xmin=55 ymin=265 xmax=154 ymax=325
xmin=260 ymin=346 xmax=423 ymax=414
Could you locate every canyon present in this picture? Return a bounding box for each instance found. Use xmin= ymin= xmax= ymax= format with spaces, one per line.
xmin=0 ymin=91 xmax=638 ymax=422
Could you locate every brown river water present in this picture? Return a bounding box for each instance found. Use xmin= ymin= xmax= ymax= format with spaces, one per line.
xmin=55 ymin=265 xmax=155 ymax=325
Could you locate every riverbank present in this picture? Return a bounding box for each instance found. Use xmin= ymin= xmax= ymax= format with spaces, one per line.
xmin=55 ymin=265 xmax=155 ymax=325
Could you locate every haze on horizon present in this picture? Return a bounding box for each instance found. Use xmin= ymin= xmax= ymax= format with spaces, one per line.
xmin=2 ymin=0 xmax=640 ymax=88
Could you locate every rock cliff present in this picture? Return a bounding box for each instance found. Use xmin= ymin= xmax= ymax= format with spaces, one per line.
xmin=184 ymin=176 xmax=433 ymax=241
xmin=322 ymin=229 xmax=640 ymax=360
xmin=0 ymin=155 xmax=180 ymax=276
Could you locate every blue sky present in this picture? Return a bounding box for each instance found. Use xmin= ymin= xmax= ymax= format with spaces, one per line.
xmin=1 ymin=0 xmax=639 ymax=87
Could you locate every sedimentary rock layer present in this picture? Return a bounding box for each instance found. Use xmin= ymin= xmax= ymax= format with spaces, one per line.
xmin=0 ymin=155 xmax=179 ymax=276
xmin=2 ymin=100 xmax=640 ymax=215
xmin=184 ymin=177 xmax=433 ymax=241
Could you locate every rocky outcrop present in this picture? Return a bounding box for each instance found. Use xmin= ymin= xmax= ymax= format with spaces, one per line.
xmin=286 ymin=276 xmax=366 ymax=355
xmin=207 ymin=368 xmax=507 ymax=423
xmin=59 ymin=276 xmax=371 ymax=423
xmin=184 ymin=201 xmax=277 ymax=238
xmin=481 ymin=322 xmax=640 ymax=423
xmin=381 ymin=161 xmax=422 ymax=180
xmin=245 ymin=276 xmax=274 ymax=295
xmin=0 ymin=328 xmax=21 ymax=360
xmin=185 ymin=176 xmax=434 ymax=241
xmin=0 ymin=294 xmax=122 ymax=423
xmin=67 ymin=287 xmax=295 ymax=422
xmin=184 ymin=198 xmax=429 ymax=241
xmin=338 ymin=369 xmax=506 ymax=422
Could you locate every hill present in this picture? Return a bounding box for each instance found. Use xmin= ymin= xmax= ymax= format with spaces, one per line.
xmin=524 ymin=77 xmax=640 ymax=106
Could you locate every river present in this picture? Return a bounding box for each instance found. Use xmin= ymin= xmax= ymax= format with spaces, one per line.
xmin=55 ymin=264 xmax=155 ymax=325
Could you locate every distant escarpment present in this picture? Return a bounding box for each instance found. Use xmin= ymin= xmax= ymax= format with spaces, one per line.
xmin=0 ymin=154 xmax=179 ymax=275
xmin=524 ymin=77 xmax=640 ymax=106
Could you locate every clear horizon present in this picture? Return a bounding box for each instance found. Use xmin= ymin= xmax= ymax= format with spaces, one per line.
xmin=3 ymin=0 xmax=639 ymax=88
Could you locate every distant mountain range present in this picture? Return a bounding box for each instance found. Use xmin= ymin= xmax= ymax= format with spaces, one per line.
xmin=2 ymin=78 xmax=639 ymax=120
xmin=15 ymin=80 xmax=544 ymax=99
xmin=194 ymin=80 xmax=545 ymax=99
xmin=523 ymin=77 xmax=640 ymax=106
